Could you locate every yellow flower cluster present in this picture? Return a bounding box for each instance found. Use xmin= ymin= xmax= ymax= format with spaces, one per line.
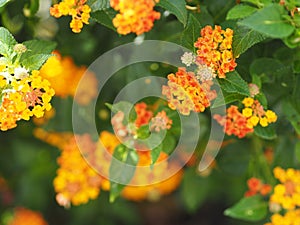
xmin=265 ymin=209 xmax=300 ymax=225
xmin=50 ymin=0 xmax=91 ymax=33
xmin=241 ymin=97 xmax=277 ymax=128
xmin=270 ymin=167 xmax=300 ymax=210
xmin=39 ymin=51 xmax=98 ymax=105
xmin=0 ymin=70 xmax=55 ymax=131
xmin=8 ymin=207 xmax=48 ymax=225
xmin=53 ymin=134 xmax=102 ymax=207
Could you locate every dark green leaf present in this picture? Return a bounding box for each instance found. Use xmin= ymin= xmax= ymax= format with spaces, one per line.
xmin=162 ymin=133 xmax=176 ymax=155
xmin=249 ymin=57 xmax=284 ymax=80
xmin=255 ymin=93 xmax=267 ymax=108
xmin=21 ymin=54 xmax=52 ymax=70
xmin=238 ymin=4 xmax=294 ymax=38
xmin=0 ymin=26 xmax=17 ymax=57
xmin=254 ymin=125 xmax=277 ymax=140
xmin=137 ymin=125 xmax=150 ymax=139
xmin=109 ymin=145 xmax=139 ymax=202
xmin=91 ymin=9 xmax=117 ymax=31
xmin=87 ymin=0 xmax=110 ymax=12
xmin=295 ymin=142 xmax=300 ymax=163
xmin=150 ymin=144 xmax=163 ymax=166
xmin=180 ymin=168 xmax=210 ymax=212
xmin=212 ymin=92 xmax=245 ymax=108
xmin=181 ymin=13 xmax=202 ymax=51
xmin=282 ymin=99 xmax=300 ymax=135
xmin=224 ymin=196 xmax=268 ymax=221
xmin=218 ymin=71 xmax=250 ymax=96
xmin=157 ymin=0 xmax=188 ymax=26
xmin=232 ymin=25 xmax=267 ymax=57
xmin=226 ymin=4 xmax=257 ymax=20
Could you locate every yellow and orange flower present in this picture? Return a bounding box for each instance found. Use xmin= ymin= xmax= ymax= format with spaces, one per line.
xmin=194 ymin=25 xmax=237 ymax=78
xmin=8 ymin=207 xmax=48 ymax=225
xmin=162 ymin=67 xmax=217 ymax=115
xmin=50 ymin=0 xmax=91 ymax=33
xmin=39 ymin=51 xmax=98 ymax=105
xmin=0 ymin=71 xmax=55 ymax=131
xmin=265 ymin=209 xmax=300 ymax=225
xmin=110 ymin=0 xmax=160 ymax=35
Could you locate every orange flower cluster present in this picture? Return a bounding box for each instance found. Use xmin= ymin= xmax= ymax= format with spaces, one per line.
xmin=214 ymin=105 xmax=253 ymax=138
xmin=8 ymin=207 xmax=48 ymax=225
xmin=110 ymin=0 xmax=161 ymax=35
xmin=0 ymin=70 xmax=55 ymax=131
xmin=122 ymin=151 xmax=183 ymax=201
xmin=214 ymin=97 xmax=277 ymax=138
xmin=244 ymin=177 xmax=272 ymax=197
xmin=150 ymin=110 xmax=173 ymax=132
xmin=162 ymin=67 xmax=217 ymax=115
xmin=194 ymin=25 xmax=237 ymax=78
xmin=50 ymin=0 xmax=91 ymax=33
xmin=53 ymin=134 xmax=102 ymax=207
xmin=135 ymin=102 xmax=153 ymax=127
xmin=39 ymin=51 xmax=98 ymax=105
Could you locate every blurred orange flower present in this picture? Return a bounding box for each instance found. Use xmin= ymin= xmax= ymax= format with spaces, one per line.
xmin=8 ymin=208 xmax=48 ymax=225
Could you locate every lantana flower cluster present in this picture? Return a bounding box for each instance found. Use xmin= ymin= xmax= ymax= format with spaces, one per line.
xmin=110 ymin=0 xmax=161 ymax=35
xmin=214 ymin=97 xmax=277 ymax=138
xmin=162 ymin=67 xmax=217 ymax=115
xmin=0 ymin=45 xmax=55 ymax=131
xmin=50 ymin=0 xmax=91 ymax=33
xmin=264 ymin=167 xmax=300 ymax=225
xmin=40 ymin=51 xmax=98 ymax=105
xmin=194 ymin=25 xmax=237 ymax=78
xmin=244 ymin=177 xmax=272 ymax=197
xmin=8 ymin=207 xmax=48 ymax=225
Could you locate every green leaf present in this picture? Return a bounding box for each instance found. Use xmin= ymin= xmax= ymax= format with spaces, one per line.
xmin=109 ymin=145 xmax=139 ymax=202
xmin=0 ymin=26 xmax=17 ymax=57
xmin=136 ymin=125 xmax=150 ymax=139
xmin=226 ymin=4 xmax=257 ymax=20
xmin=224 ymin=196 xmax=268 ymax=221
xmin=22 ymin=40 xmax=57 ymax=55
xmin=150 ymin=144 xmax=163 ymax=166
xmin=238 ymin=4 xmax=294 ymax=38
xmin=217 ymin=141 xmax=251 ymax=175
xmin=180 ymin=167 xmax=210 ymax=212
xmin=233 ymin=25 xmax=267 ymax=57
xmin=181 ymin=13 xmax=202 ymax=51
xmin=254 ymin=125 xmax=277 ymax=140
xmin=157 ymin=0 xmax=188 ymax=26
xmin=249 ymin=58 xmax=285 ymax=81
xmin=162 ymin=133 xmax=176 ymax=155
xmin=212 ymin=92 xmax=245 ymax=108
xmin=91 ymin=8 xmax=117 ymax=31
xmin=87 ymin=0 xmax=110 ymax=12
xmin=295 ymin=142 xmax=300 ymax=163
xmin=218 ymin=71 xmax=250 ymax=96
xmin=21 ymin=54 xmax=52 ymax=70
xmin=282 ymin=99 xmax=300 ymax=135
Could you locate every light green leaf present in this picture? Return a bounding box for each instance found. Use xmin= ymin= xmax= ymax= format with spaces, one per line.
xmin=150 ymin=144 xmax=163 ymax=166
xmin=224 ymin=196 xmax=268 ymax=221
xmin=238 ymin=4 xmax=294 ymax=38
xmin=226 ymin=4 xmax=257 ymax=20
xmin=22 ymin=40 xmax=56 ymax=55
xmin=0 ymin=0 xmax=10 ymax=8
xmin=218 ymin=71 xmax=250 ymax=96
xmin=91 ymin=8 xmax=117 ymax=31
xmin=21 ymin=54 xmax=52 ymax=70
xmin=109 ymin=145 xmax=139 ymax=202
xmin=157 ymin=0 xmax=188 ymax=26
xmin=0 ymin=26 xmax=17 ymax=57
xmin=254 ymin=125 xmax=277 ymax=140
xmin=282 ymin=99 xmax=300 ymax=135
xmin=181 ymin=13 xmax=202 ymax=51
xmin=233 ymin=25 xmax=267 ymax=57
xmin=87 ymin=0 xmax=110 ymax=12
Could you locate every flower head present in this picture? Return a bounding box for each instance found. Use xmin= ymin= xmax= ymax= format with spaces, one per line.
xmin=8 ymin=208 xmax=48 ymax=225
xmin=194 ymin=25 xmax=237 ymax=78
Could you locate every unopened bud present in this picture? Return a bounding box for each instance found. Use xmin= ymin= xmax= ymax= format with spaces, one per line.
xmin=13 ymin=44 xmax=27 ymax=54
